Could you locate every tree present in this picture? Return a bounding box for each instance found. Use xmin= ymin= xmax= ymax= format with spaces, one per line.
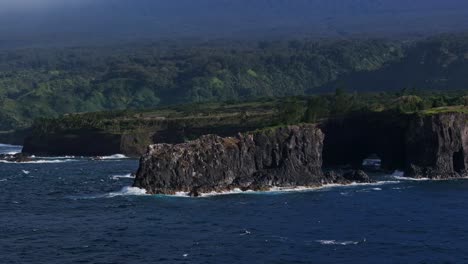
xmin=278 ymin=98 xmax=305 ymax=125
xmin=303 ymin=96 xmax=329 ymax=123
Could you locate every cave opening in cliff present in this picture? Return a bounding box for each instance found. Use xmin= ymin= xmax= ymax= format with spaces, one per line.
xmin=362 ymin=154 xmax=382 ymax=171
xmin=453 ymin=148 xmax=465 ymax=173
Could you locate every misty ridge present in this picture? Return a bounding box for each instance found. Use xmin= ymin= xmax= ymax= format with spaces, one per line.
xmin=1 ymin=0 xmax=468 ymax=48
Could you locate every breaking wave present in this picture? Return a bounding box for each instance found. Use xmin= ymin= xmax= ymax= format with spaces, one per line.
xmin=164 ymin=181 xmax=401 ymax=198
xmin=0 ymin=143 xmax=23 ymax=155
xmin=110 ymin=173 xmax=135 ymax=180
xmin=67 ymin=186 xmax=148 ymax=200
xmin=100 ymin=154 xmax=129 ymax=160
xmin=390 ymin=171 xmax=430 ymax=181
xmin=316 ymin=239 xmax=363 ymax=246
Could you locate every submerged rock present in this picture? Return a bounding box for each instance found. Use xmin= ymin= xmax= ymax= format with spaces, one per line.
xmin=323 ymin=170 xmax=373 ymax=185
xmin=342 ymin=170 xmax=372 ymax=183
xmin=134 ymin=125 xmax=330 ymax=196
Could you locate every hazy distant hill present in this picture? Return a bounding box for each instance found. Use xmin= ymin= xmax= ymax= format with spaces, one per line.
xmin=1 ymin=0 xmax=468 ymax=47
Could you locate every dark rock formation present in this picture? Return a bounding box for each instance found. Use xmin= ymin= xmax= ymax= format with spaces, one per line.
xmin=342 ymin=170 xmax=372 ymax=183
xmin=406 ymin=113 xmax=467 ymax=179
xmin=133 ymin=124 xmax=377 ymax=196
xmin=0 ymin=153 xmax=33 ymax=163
xmin=22 ymin=120 xmax=270 ymax=157
xmin=22 ymin=129 xmax=125 ymax=157
xmin=321 ymin=111 xmax=410 ymax=171
xmin=133 ymin=110 xmax=467 ymax=195
xmin=134 ymin=125 xmax=321 ymax=195
xmin=323 ymin=170 xmax=373 ymax=185
xmin=322 ymin=110 xmax=468 ymax=179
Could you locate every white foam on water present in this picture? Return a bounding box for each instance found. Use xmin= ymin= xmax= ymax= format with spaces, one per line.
xmin=388 ymin=170 xmax=467 ymax=182
xmin=240 ymin=230 xmax=251 ymax=236
xmin=391 ymin=175 xmax=431 ymax=181
xmin=0 ymin=159 xmax=76 ymax=164
xmin=390 ymin=170 xmax=430 ymax=181
xmin=163 ymin=181 xmax=401 ymax=198
xmin=106 ymin=186 xmax=148 ymax=197
xmin=100 ymin=154 xmax=129 ymax=160
xmin=0 ymin=178 xmax=7 ymax=182
xmin=22 ymin=170 xmax=30 ymax=175
xmin=0 ymin=143 xmax=23 ymax=155
xmin=36 ymin=156 xmax=77 ymax=159
xmin=67 ymin=186 xmax=148 ymax=200
xmin=3 ymin=151 xmax=20 ymax=155
xmin=110 ymin=173 xmax=135 ymax=180
xmin=316 ymin=240 xmax=360 ymax=246
xmin=172 ymin=192 xmax=191 ymax=197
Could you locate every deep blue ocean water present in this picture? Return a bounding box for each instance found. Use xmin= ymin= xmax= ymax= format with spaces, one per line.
xmin=1 ymin=144 xmax=468 ymax=264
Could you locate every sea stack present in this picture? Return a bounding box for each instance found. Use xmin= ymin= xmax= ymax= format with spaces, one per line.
xmin=133 ymin=125 xmax=334 ymax=196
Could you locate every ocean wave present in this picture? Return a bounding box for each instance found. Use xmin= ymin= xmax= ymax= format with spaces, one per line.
xmin=1 ymin=151 xmax=21 ymax=155
xmin=164 ymin=181 xmax=401 ymax=198
xmin=110 ymin=173 xmax=135 ymax=180
xmin=100 ymin=154 xmax=129 ymax=160
xmin=0 ymin=143 xmax=23 ymax=155
xmin=389 ymin=170 xmax=429 ymax=181
xmin=391 ymin=175 xmax=430 ymax=181
xmin=106 ymin=186 xmax=147 ymax=197
xmin=35 ymin=155 xmax=77 ymax=159
xmin=316 ymin=239 xmax=362 ymax=246
xmin=67 ymin=186 xmax=148 ymax=200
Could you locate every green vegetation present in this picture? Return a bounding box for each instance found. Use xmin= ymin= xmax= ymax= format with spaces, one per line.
xmin=1 ymin=34 xmax=468 ymax=131
xmin=421 ymin=106 xmax=468 ymax=115
xmin=31 ymin=90 xmax=467 ymax=136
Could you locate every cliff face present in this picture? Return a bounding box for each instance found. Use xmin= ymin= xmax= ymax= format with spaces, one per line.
xmin=134 ymin=125 xmax=334 ymax=195
xmin=406 ymin=113 xmax=467 ymax=179
xmin=133 ymin=110 xmax=467 ymax=195
xmin=321 ymin=111 xmax=409 ymax=170
xmin=22 ymin=124 xmax=265 ymax=157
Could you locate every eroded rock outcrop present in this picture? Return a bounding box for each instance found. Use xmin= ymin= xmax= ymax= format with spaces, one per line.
xmin=406 ymin=112 xmax=468 ymax=179
xmin=133 ymin=124 xmax=374 ymax=196
xmin=0 ymin=153 xmax=33 ymax=163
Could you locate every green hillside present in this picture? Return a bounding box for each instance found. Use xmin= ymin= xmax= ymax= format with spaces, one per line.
xmin=1 ymin=34 xmax=468 ymax=130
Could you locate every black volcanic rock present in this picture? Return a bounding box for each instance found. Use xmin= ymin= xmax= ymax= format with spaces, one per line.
xmin=406 ymin=112 xmax=467 ymax=179
xmin=342 ymin=170 xmax=371 ymax=183
xmin=134 ymin=125 xmax=331 ymax=196
xmin=0 ymin=153 xmax=33 ymax=163
xmin=133 ymin=110 xmax=467 ymax=196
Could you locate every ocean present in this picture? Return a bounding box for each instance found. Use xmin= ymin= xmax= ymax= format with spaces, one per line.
xmin=1 ymin=144 xmax=468 ymax=263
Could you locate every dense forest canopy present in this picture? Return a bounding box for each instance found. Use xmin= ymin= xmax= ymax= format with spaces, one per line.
xmin=1 ymin=34 xmax=468 ymax=130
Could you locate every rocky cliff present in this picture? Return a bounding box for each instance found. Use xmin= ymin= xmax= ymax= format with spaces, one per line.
xmin=133 ymin=109 xmax=467 ymax=196
xmin=21 ymin=103 xmax=277 ymax=157
xmin=133 ymin=124 xmax=369 ymax=196
xmin=406 ymin=112 xmax=467 ymax=179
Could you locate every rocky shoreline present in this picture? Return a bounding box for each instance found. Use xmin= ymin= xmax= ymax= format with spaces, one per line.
xmin=0 ymin=153 xmax=33 ymax=163
xmin=133 ymin=124 xmax=373 ymax=196
xmin=134 ymin=111 xmax=467 ymax=196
